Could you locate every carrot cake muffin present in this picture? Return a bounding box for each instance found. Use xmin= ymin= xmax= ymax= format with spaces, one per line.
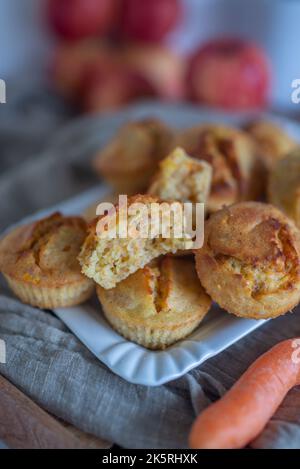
xmin=245 ymin=120 xmax=297 ymax=170
xmin=178 ymin=124 xmax=262 ymax=212
xmin=78 ymin=194 xmax=194 ymax=289
xmin=268 ymin=149 xmax=300 ymax=228
xmin=93 ymin=118 xmax=175 ymax=194
xmin=97 ymin=256 xmax=211 ymax=349
xmin=0 ymin=212 xmax=94 ymax=308
xmin=147 ymin=146 xmax=212 ymax=206
xmin=195 ymin=202 xmax=300 ymax=319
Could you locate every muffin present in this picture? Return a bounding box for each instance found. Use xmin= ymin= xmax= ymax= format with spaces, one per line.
xmin=268 ymin=150 xmax=300 ymax=229
xmin=147 ymin=146 xmax=212 ymax=205
xmin=97 ymin=257 xmax=211 ymax=349
xmin=0 ymin=213 xmax=94 ymax=308
xmin=93 ymin=118 xmax=175 ymax=194
xmin=78 ymin=194 xmax=194 ymax=289
xmin=195 ymin=202 xmax=300 ymax=319
xmin=245 ymin=120 xmax=297 ymax=170
xmin=178 ymin=124 xmax=262 ymax=212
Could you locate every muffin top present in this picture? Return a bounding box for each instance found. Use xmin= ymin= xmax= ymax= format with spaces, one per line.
xmin=195 ymin=202 xmax=300 ymax=318
xmin=0 ymin=212 xmax=89 ymax=287
xmin=245 ymin=120 xmax=297 ymax=169
xmin=268 ymin=149 xmax=300 ymax=228
xmin=97 ymin=256 xmax=211 ymax=327
xmin=178 ymin=124 xmax=259 ymax=212
xmin=93 ymin=118 xmax=174 ymax=175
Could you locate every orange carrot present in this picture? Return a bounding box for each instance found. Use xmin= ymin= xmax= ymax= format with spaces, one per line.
xmin=189 ymin=338 xmax=300 ymax=449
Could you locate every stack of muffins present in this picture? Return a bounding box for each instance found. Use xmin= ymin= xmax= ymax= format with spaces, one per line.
xmin=1 ymin=118 xmax=300 ymax=350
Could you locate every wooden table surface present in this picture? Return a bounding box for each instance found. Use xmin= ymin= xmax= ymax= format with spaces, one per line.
xmin=0 ymin=375 xmax=111 ymax=449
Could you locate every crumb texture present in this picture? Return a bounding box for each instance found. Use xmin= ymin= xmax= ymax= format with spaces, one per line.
xmin=148 ymin=147 xmax=212 ymax=205
xmin=79 ymin=195 xmax=193 ymax=289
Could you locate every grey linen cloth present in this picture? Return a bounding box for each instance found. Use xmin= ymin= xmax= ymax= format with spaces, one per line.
xmin=1 ymin=291 xmax=300 ymax=448
xmin=1 ymin=100 xmax=300 ymax=448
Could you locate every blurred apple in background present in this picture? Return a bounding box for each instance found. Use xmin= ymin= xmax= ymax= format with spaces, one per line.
xmin=51 ymin=41 xmax=187 ymax=111
xmin=82 ymin=61 xmax=155 ymax=113
xmin=120 ymin=0 xmax=181 ymax=43
xmin=52 ymin=40 xmax=115 ymax=99
xmin=187 ymin=38 xmax=270 ymax=109
xmin=48 ymin=0 xmax=187 ymax=112
xmin=47 ymin=1 xmax=272 ymax=113
xmin=47 ymin=0 xmax=119 ymax=40
xmin=121 ymin=44 xmax=186 ymax=100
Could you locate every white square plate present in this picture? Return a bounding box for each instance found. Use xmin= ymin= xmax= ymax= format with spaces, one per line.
xmin=6 ymin=105 xmax=300 ymax=386
xmin=53 ymin=186 xmax=266 ymax=386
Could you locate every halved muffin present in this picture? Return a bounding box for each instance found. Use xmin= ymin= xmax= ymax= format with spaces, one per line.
xmin=147 ymin=146 xmax=212 ymax=206
xmin=78 ymin=194 xmax=194 ymax=289
xmin=0 ymin=213 xmax=94 ymax=308
xmin=245 ymin=120 xmax=297 ymax=170
xmin=178 ymin=124 xmax=262 ymax=212
xmin=195 ymin=202 xmax=300 ymax=319
xmin=97 ymin=256 xmax=211 ymax=349
xmin=93 ymin=118 xmax=175 ymax=194
xmin=268 ymin=149 xmax=300 ymax=229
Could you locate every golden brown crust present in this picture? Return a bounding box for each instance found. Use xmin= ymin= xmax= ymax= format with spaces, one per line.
xmin=245 ymin=120 xmax=297 ymax=170
xmin=177 ymin=124 xmax=262 ymax=212
xmin=79 ymin=194 xmax=194 ymax=289
xmin=268 ymin=149 xmax=300 ymax=229
xmin=0 ymin=213 xmax=94 ymax=307
xmin=93 ymin=118 xmax=175 ymax=194
xmin=195 ymin=202 xmax=300 ymax=319
xmin=97 ymin=257 xmax=211 ymax=349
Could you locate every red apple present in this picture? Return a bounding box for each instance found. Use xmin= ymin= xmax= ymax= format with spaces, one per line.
xmin=51 ymin=40 xmax=116 ymax=99
xmin=187 ymin=39 xmax=270 ymax=110
xmin=120 ymin=0 xmax=181 ymax=43
xmin=47 ymin=0 xmax=119 ymax=40
xmin=121 ymin=44 xmax=186 ymax=100
xmin=82 ymin=62 xmax=155 ymax=113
